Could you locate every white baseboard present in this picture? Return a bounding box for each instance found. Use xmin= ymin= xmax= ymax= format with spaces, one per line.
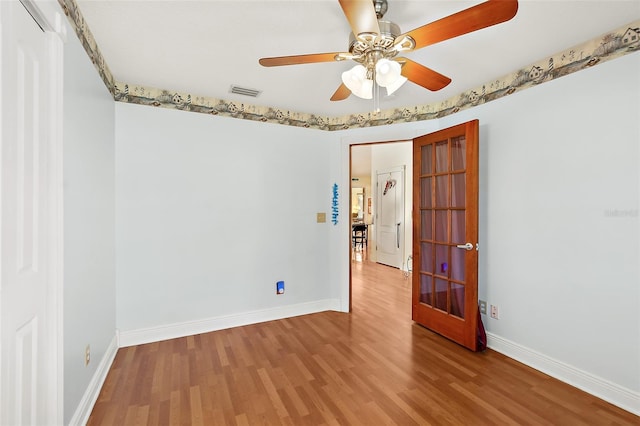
xmin=68 ymin=334 xmax=118 ymax=426
xmin=118 ymin=298 xmax=342 ymax=348
xmin=487 ymin=332 xmax=640 ymax=416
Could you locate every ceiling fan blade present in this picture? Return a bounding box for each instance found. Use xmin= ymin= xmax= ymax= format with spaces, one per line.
xmin=330 ymin=83 xmax=351 ymax=101
xmin=396 ymin=0 xmax=518 ymax=51
xmin=259 ymin=52 xmax=347 ymax=67
xmin=338 ymin=0 xmax=380 ymax=40
xmin=396 ymin=58 xmax=451 ymax=91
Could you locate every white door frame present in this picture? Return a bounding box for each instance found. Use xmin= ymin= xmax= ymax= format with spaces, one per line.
xmin=0 ymin=0 xmax=65 ymax=423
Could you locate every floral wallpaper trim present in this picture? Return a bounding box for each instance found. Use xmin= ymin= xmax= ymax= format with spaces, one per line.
xmin=57 ymin=0 xmax=637 ymax=131
xmin=57 ymin=0 xmax=115 ymax=95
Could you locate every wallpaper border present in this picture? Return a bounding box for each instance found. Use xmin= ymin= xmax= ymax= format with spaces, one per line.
xmin=58 ymin=0 xmax=638 ymax=131
xmin=58 ymin=0 xmax=115 ymax=96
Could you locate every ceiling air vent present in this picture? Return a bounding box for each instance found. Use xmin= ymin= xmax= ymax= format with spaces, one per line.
xmin=229 ymin=85 xmax=261 ymax=98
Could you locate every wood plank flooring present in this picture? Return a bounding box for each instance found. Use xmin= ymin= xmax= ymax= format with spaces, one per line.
xmin=88 ymin=254 xmax=639 ymax=425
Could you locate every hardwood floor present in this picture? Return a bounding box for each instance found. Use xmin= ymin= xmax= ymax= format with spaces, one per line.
xmin=88 ymin=253 xmax=638 ymax=425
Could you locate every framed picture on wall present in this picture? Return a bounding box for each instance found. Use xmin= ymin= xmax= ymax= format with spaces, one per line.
xmin=367 ymin=198 xmax=372 ymax=214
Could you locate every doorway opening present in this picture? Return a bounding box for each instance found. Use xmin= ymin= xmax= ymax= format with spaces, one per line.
xmin=348 ymin=120 xmax=479 ymax=352
xmin=349 ymin=141 xmax=413 ymax=313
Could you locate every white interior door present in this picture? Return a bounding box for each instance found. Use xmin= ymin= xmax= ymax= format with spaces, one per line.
xmin=1 ymin=1 xmax=61 ymax=424
xmin=376 ymin=166 xmax=405 ymax=268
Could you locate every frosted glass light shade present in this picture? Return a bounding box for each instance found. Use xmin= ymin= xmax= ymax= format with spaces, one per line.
xmin=375 ymin=59 xmax=402 ymax=87
xmin=357 ymin=79 xmax=374 ymax=100
xmin=385 ymin=75 xmax=407 ymax=95
xmin=342 ymin=65 xmax=373 ymax=99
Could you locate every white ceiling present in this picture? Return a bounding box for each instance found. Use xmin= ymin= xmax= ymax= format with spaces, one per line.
xmin=76 ymin=0 xmax=639 ymax=117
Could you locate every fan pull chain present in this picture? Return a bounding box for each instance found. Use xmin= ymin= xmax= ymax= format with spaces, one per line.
xmin=373 ymin=78 xmax=380 ymax=114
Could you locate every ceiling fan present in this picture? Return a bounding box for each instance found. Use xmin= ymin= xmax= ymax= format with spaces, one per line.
xmin=259 ymin=0 xmax=518 ymax=103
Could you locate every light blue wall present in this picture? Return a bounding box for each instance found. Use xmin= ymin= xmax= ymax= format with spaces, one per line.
xmin=62 ymin=23 xmax=116 ymax=424
xmin=115 ymin=105 xmax=336 ymax=332
xmin=438 ymin=52 xmax=639 ymax=393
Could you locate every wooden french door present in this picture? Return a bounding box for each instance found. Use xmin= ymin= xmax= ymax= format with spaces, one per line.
xmin=412 ymin=120 xmax=479 ymax=351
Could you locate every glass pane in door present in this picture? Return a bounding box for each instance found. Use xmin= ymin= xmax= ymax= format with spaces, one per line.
xmin=420 ymin=243 xmax=433 ymax=273
xmin=421 ymin=211 xmax=432 ymax=240
xmin=435 ymin=244 xmax=448 ymax=277
xmin=421 ymin=145 xmax=433 ymax=174
xmin=434 ymin=278 xmax=448 ymax=311
xmin=435 ymin=210 xmax=447 ymax=242
xmin=451 ymin=248 xmax=465 ymax=282
xmin=420 ymin=275 xmax=433 ymax=306
xmin=451 ymin=210 xmax=465 ymax=243
xmin=435 ymin=141 xmax=448 ymax=173
xmin=420 ymin=177 xmax=432 ymax=208
xmin=451 ymin=173 xmax=465 ymax=207
xmin=435 ymin=175 xmax=448 ymax=207
xmin=451 ymin=137 xmax=466 ymax=171
xmin=450 ymin=282 xmax=465 ymax=318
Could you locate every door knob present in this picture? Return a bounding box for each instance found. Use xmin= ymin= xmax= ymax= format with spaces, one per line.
xmin=456 ymin=243 xmax=473 ymax=251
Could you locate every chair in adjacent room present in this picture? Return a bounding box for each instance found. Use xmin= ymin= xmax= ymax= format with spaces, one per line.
xmin=352 ymin=223 xmax=367 ymax=251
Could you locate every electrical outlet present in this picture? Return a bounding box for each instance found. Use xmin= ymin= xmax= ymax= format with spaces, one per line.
xmin=490 ymin=305 xmax=499 ymax=319
xmin=479 ymin=300 xmax=487 ymax=315
xmin=85 ymin=344 xmax=91 ymax=366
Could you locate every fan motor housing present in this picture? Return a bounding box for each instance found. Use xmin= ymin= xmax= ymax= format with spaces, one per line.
xmin=348 ymin=20 xmax=401 ymax=61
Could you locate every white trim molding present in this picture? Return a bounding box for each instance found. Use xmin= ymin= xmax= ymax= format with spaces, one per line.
xmin=68 ymin=334 xmax=118 ymax=426
xmin=487 ymin=332 xmax=640 ymax=416
xmin=46 ymin=8 xmax=67 ymax=424
xmin=118 ymin=299 xmax=342 ymax=348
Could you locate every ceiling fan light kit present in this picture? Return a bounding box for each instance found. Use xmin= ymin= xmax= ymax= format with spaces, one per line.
xmin=341 ymin=58 xmax=406 ymax=105
xmin=259 ymin=0 xmax=518 ymax=110
xmin=342 ymin=65 xmax=373 ymax=99
xmin=375 ymin=59 xmax=405 ymax=89
xmin=383 ymin=75 xmax=408 ymax=97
